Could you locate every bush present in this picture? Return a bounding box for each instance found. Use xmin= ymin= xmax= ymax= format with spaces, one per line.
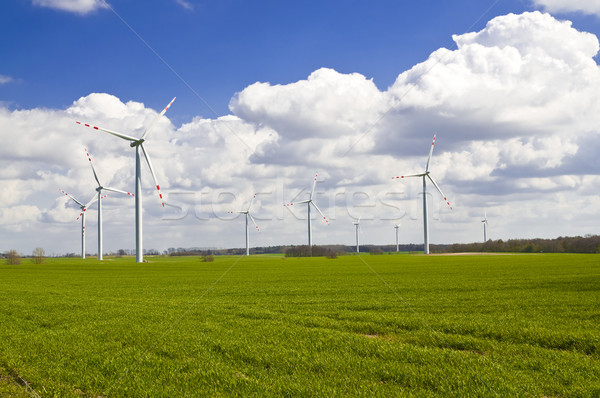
xmin=32 ymin=247 xmax=45 ymax=264
xmin=5 ymin=250 xmax=21 ymax=265
xmin=325 ymin=250 xmax=338 ymax=259
xmin=202 ymin=254 xmax=214 ymax=262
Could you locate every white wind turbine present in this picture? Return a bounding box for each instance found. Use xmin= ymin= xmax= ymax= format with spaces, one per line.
xmin=85 ymin=148 xmax=134 ymax=261
xmin=482 ymin=211 xmax=488 ymax=242
xmin=352 ymin=217 xmax=361 ymax=254
xmin=77 ymin=97 xmax=175 ymax=263
xmin=227 ymin=194 xmax=260 ymax=256
xmin=59 ymin=189 xmax=97 ymax=259
xmin=284 ymin=171 xmax=329 ymax=249
xmin=394 ymin=224 xmax=400 ymax=252
xmin=393 ymin=133 xmax=451 ymax=254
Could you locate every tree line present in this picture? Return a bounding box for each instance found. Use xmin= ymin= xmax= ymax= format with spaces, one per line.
xmin=436 ymin=235 xmax=600 ymax=254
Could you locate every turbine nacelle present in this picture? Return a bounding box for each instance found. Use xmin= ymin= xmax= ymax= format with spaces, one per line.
xmin=130 ymin=139 xmax=145 ymax=148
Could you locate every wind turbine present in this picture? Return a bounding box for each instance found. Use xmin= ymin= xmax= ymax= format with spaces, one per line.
xmin=59 ymin=189 xmax=97 ymax=259
xmin=85 ymin=148 xmax=134 ymax=260
xmin=352 ymin=217 xmax=361 ymax=254
xmin=77 ymin=97 xmax=175 ymax=263
xmin=393 ymin=133 xmax=451 ymax=254
xmin=394 ymin=224 xmax=400 ymax=252
xmin=227 ymin=194 xmax=260 ymax=256
xmin=482 ymin=212 xmax=488 ymax=242
xmin=284 ymin=171 xmax=329 ymax=250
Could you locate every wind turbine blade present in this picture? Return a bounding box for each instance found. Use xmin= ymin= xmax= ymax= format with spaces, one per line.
xmin=226 ymin=211 xmax=245 ymax=214
xmin=141 ymin=97 xmax=176 ymax=140
xmin=284 ymin=199 xmax=311 ymax=206
xmin=392 ymin=173 xmax=425 ymax=179
xmin=102 ymin=186 xmax=135 ymax=197
xmin=85 ymin=148 xmax=102 ymax=187
xmin=427 ymin=174 xmax=452 ymax=209
xmin=248 ymin=214 xmax=260 ymax=232
xmin=311 ymin=202 xmax=329 ymax=224
xmin=76 ymin=122 xmax=139 ymax=142
xmin=310 ymin=171 xmax=318 ymax=199
xmin=59 ymin=189 xmax=85 ymax=207
xmin=425 ymin=133 xmax=436 ymax=172
xmin=84 ymin=194 xmax=98 ymax=208
xmin=140 ymin=144 xmax=165 ymax=207
xmin=247 ymin=193 xmax=257 ymax=212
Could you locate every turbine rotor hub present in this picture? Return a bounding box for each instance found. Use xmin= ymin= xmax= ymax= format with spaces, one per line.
xmin=130 ymin=139 xmax=145 ymax=148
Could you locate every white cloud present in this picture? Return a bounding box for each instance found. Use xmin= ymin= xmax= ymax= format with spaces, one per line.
xmin=32 ymin=0 xmax=109 ymax=14
xmin=387 ymin=12 xmax=600 ymax=142
xmin=174 ymin=0 xmax=193 ymax=11
xmin=2 ymin=11 xmax=600 ymax=254
xmin=0 ymin=75 xmax=13 ymax=85
xmin=533 ymin=0 xmax=600 ymax=17
xmin=231 ymin=68 xmax=388 ymax=141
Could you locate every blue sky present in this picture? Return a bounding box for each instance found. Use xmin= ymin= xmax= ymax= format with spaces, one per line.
xmin=2 ymin=0 xmax=600 ymax=255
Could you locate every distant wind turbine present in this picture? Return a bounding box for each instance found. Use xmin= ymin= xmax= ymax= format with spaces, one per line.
xmin=227 ymin=194 xmax=260 ymax=256
xmin=393 ymin=133 xmax=452 ymax=254
xmin=353 ymin=217 xmax=361 ymax=253
xmin=284 ymin=171 xmax=329 ymax=250
xmin=482 ymin=212 xmax=488 ymax=242
xmin=59 ymin=189 xmax=97 ymax=259
xmin=77 ymin=97 xmax=175 ymax=262
xmin=85 ymin=148 xmax=134 ymax=261
xmin=394 ymin=224 xmax=400 ymax=253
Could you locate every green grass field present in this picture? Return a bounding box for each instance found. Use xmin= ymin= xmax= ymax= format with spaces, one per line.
xmin=0 ymin=253 xmax=598 ymax=397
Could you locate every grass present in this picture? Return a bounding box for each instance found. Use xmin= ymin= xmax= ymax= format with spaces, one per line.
xmin=0 ymin=253 xmax=598 ymax=397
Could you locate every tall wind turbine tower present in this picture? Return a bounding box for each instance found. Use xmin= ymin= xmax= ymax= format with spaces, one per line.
xmin=482 ymin=212 xmax=488 ymax=242
xmin=353 ymin=217 xmax=361 ymax=253
xmin=394 ymin=224 xmax=400 ymax=253
xmin=59 ymin=189 xmax=97 ymax=259
xmin=77 ymin=97 xmax=175 ymax=262
xmin=85 ymin=148 xmax=134 ymax=260
xmin=227 ymin=194 xmax=260 ymax=256
xmin=393 ymin=133 xmax=451 ymax=254
xmin=284 ymin=171 xmax=329 ymax=250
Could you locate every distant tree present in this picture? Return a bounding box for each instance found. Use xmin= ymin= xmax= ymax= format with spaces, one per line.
xmin=201 ymin=254 xmax=214 ymax=262
xmin=5 ymin=250 xmax=21 ymax=265
xmin=31 ymin=247 xmax=45 ymax=264
xmin=118 ymin=249 xmax=127 ymax=256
